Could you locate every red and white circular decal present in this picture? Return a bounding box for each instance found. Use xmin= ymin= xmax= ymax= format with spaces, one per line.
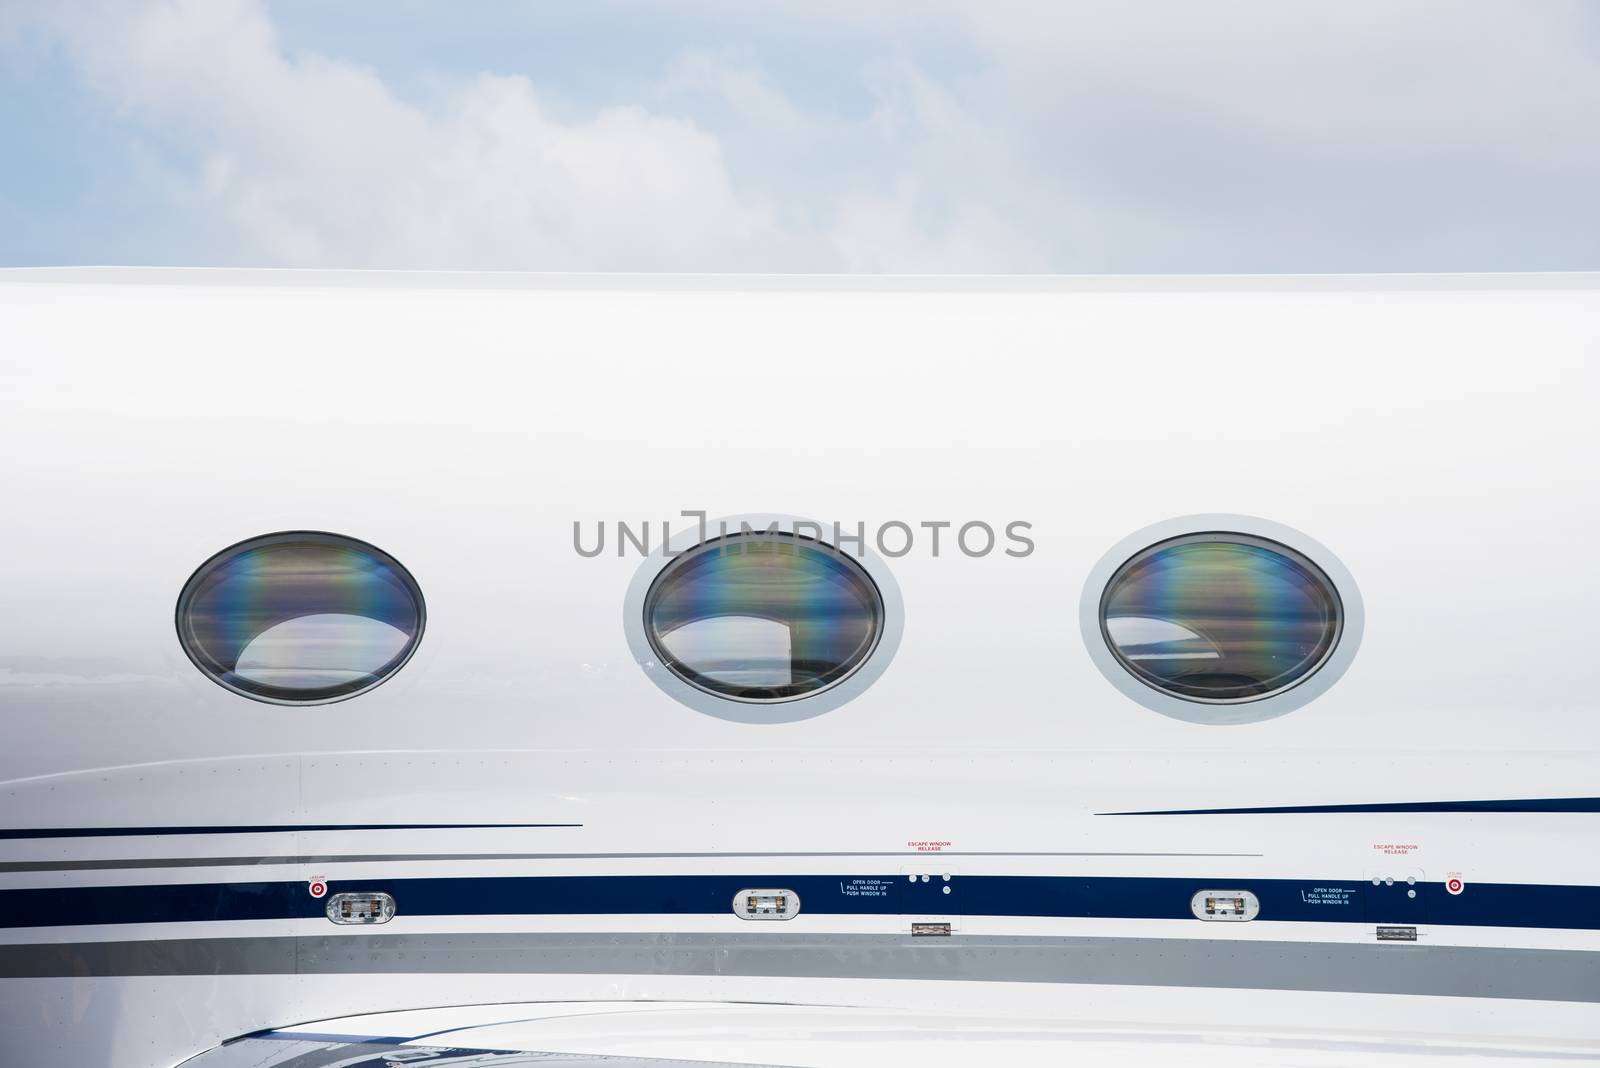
xmin=1446 ymin=877 xmax=1465 ymax=895
xmin=308 ymin=879 xmax=327 ymax=898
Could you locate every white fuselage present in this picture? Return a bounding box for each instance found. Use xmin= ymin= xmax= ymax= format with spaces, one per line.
xmin=1 ymin=270 xmax=1597 ymax=1066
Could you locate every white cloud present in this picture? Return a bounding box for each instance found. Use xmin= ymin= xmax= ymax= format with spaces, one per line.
xmin=18 ymin=0 xmax=1039 ymax=270
xmin=9 ymin=0 xmax=1600 ymax=271
xmin=646 ymin=50 xmax=1054 ymax=271
xmin=22 ymin=0 xmax=800 ymax=269
xmin=949 ymin=1 xmax=1600 ymax=269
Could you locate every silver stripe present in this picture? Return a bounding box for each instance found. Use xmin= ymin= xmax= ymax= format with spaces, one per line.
xmin=0 ymin=850 xmax=1260 ymax=873
xmin=3 ymin=933 xmax=1596 ymax=1003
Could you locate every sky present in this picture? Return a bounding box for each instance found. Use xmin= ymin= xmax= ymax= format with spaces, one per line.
xmin=2 ymin=0 xmax=1598 ymax=273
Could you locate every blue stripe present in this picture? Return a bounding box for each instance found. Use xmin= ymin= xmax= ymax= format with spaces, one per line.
xmin=1099 ymin=798 xmax=1600 ymax=815
xmin=0 ymin=823 xmax=580 ymax=840
xmin=1 ymin=873 xmax=1596 ymax=931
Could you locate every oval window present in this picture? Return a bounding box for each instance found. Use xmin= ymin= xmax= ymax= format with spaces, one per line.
xmin=1100 ymin=533 xmax=1342 ymax=704
xmin=176 ymin=532 xmax=425 ymax=704
xmin=644 ymin=531 xmax=883 ymax=702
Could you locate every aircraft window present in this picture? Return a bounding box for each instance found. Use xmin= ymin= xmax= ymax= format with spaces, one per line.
xmin=1099 ymin=533 xmax=1341 ymax=703
xmin=175 ymin=532 xmax=425 ymax=704
xmin=644 ymin=531 xmax=883 ymax=702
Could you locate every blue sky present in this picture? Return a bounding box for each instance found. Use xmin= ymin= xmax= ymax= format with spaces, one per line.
xmin=3 ymin=1 xmax=1598 ymax=272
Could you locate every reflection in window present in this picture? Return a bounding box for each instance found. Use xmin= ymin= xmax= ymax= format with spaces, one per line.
xmin=645 ymin=533 xmax=882 ymax=702
xmin=177 ymin=533 xmax=425 ymax=704
xmin=1100 ymin=535 xmax=1341 ymax=703
xmin=233 ymin=613 xmax=413 ymax=689
xmin=1104 ymin=616 xmax=1222 ymax=662
xmin=657 ymin=615 xmax=795 ymax=690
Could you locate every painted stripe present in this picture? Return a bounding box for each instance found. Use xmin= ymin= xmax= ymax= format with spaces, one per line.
xmin=0 ymin=849 xmax=1262 ymax=874
xmin=1 ymin=873 xmax=1594 ymax=930
xmin=250 ymin=1031 xmax=413 ymax=1045
xmin=0 ymin=823 xmax=580 ymax=840
xmin=4 ymin=932 xmax=1597 ymax=1003
xmin=216 ymin=1033 xmax=809 ymax=1066
xmin=1101 ymin=797 xmax=1600 ymax=815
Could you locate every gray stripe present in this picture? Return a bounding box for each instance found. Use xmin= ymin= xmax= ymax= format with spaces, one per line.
xmin=4 ymin=933 xmax=1596 ymax=1003
xmin=0 ymin=849 xmax=1260 ymax=873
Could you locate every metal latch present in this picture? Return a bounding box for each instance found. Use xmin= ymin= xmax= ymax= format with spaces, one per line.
xmin=733 ymin=889 xmax=800 ymax=920
xmin=1377 ymin=925 xmax=1418 ymax=942
xmin=1190 ymin=889 xmax=1260 ymax=921
xmin=326 ymin=892 xmax=395 ymax=925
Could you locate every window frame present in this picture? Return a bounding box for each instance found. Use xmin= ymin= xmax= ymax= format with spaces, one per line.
xmin=1080 ymin=515 xmax=1363 ymax=725
xmin=624 ymin=514 xmax=904 ymax=723
xmin=174 ymin=530 xmax=427 ymax=706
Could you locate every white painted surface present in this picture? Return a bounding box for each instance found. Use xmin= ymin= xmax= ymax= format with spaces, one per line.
xmin=280 ymin=1001 xmax=1600 ymax=1067
xmin=1 ymin=271 xmax=1597 ymax=1065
